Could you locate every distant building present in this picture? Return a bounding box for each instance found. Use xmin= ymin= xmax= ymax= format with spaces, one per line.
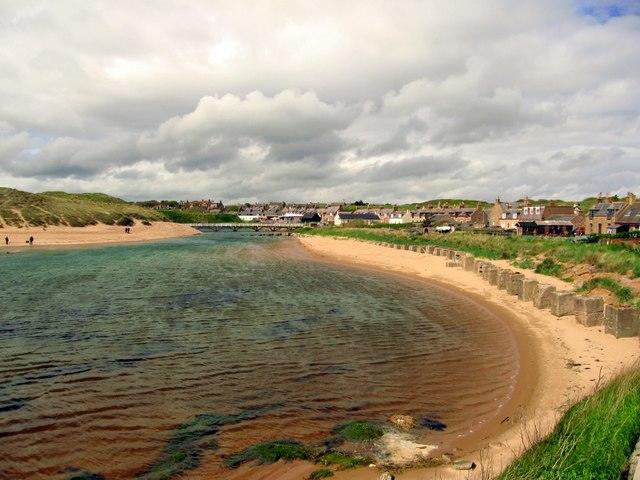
xmin=586 ymin=200 xmax=627 ymax=235
xmin=301 ymin=212 xmax=321 ymax=223
xmin=615 ymin=198 xmax=640 ymax=232
xmin=334 ymin=212 xmax=381 ymax=226
xmin=388 ymin=211 xmax=404 ymax=224
xmin=517 ymin=205 xmax=582 ymax=236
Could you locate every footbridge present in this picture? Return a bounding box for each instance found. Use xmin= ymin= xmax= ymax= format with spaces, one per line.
xmin=189 ymin=222 xmax=314 ymax=232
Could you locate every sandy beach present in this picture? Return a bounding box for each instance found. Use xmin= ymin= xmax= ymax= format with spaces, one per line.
xmin=0 ymin=221 xmax=199 ymax=249
xmin=284 ymin=236 xmax=640 ymax=480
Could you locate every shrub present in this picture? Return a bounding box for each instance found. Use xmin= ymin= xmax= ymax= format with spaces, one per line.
xmin=116 ymin=216 xmax=135 ymax=227
xmin=534 ymin=258 xmax=564 ymax=277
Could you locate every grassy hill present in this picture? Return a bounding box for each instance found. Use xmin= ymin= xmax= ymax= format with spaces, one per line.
xmin=0 ymin=188 xmax=164 ymax=228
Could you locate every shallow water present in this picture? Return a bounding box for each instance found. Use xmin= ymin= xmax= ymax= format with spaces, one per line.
xmin=0 ymin=233 xmax=519 ymax=479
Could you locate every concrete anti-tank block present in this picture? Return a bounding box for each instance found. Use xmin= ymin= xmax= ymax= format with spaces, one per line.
xmin=550 ymin=291 xmax=576 ymax=317
xmin=463 ymin=256 xmax=475 ymax=271
xmin=474 ymin=261 xmax=485 ymax=275
xmin=420 ymin=246 xmax=426 ymax=253
xmin=519 ymin=279 xmax=538 ymax=302
xmin=575 ymin=296 xmax=604 ymax=326
xmin=487 ymin=267 xmax=499 ymax=286
xmin=497 ymin=269 xmax=511 ymax=290
xmin=410 ymin=245 xmax=418 ymax=252
xmin=447 ymin=250 xmax=456 ymax=260
xmin=507 ymin=273 xmax=525 ymax=296
xmin=427 ymin=246 xmax=435 ymax=254
xmin=533 ymin=284 xmax=556 ymax=309
xmin=604 ymin=305 xmax=640 ymax=338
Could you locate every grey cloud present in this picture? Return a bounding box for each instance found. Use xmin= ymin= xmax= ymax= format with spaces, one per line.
xmin=0 ymin=1 xmax=639 ymax=202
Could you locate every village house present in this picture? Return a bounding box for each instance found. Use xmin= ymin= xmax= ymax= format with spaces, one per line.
xmin=586 ymin=197 xmax=627 ymax=235
xmin=517 ymin=204 xmax=583 ymax=236
xmin=470 ymin=205 xmax=490 ymax=228
xmin=615 ymin=198 xmax=640 ymax=232
xmin=301 ymin=212 xmax=321 ymax=223
xmin=489 ymin=198 xmax=523 ymax=229
xmin=334 ymin=211 xmax=381 ymax=226
xmin=317 ymin=205 xmax=340 ymax=225
xmin=388 ymin=211 xmax=404 ymax=224
xmin=238 ymin=208 xmax=264 ymax=222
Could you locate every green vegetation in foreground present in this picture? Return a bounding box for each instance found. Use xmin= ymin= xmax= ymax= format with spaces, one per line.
xmin=576 ymin=277 xmax=635 ymax=305
xmin=0 ymin=187 xmax=163 ymax=227
xmin=299 ymin=228 xmax=640 ymax=279
xmin=137 ymin=406 xmax=278 ymax=479
xmin=223 ymin=440 xmax=312 ymax=469
xmin=334 ymin=421 xmax=384 ymax=442
xmin=308 ymin=469 xmax=334 ymax=479
xmin=534 ymin=257 xmax=566 ymax=279
xmin=158 ymin=209 xmax=241 ymax=224
xmin=499 ymin=367 xmax=640 ymax=480
xmin=318 ymin=452 xmax=370 ymax=469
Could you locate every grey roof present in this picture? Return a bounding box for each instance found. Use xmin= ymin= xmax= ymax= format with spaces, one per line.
xmin=339 ymin=212 xmax=380 ymax=221
xmin=618 ymin=202 xmax=640 ymax=224
xmin=588 ymin=202 xmax=626 ymax=218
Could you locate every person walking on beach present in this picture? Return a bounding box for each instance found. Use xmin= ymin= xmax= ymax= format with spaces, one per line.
xmin=28 ymin=236 xmax=34 ymax=246
xmin=4 ymin=236 xmax=8 ymax=246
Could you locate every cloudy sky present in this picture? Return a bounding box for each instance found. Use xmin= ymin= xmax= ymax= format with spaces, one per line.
xmin=1 ymin=0 xmax=639 ymax=203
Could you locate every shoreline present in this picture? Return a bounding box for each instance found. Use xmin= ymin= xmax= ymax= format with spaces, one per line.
xmin=0 ymin=221 xmax=199 ymax=250
xmin=293 ymin=235 xmax=639 ymax=479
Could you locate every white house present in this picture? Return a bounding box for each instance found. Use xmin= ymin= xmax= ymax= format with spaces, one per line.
xmin=388 ymin=211 xmax=404 ymax=224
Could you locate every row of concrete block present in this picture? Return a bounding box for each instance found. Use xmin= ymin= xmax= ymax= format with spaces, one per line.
xmin=373 ymin=241 xmax=640 ymax=339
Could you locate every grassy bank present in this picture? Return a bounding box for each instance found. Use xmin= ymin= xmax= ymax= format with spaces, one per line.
xmin=499 ymin=367 xmax=640 ymax=480
xmin=0 ymin=188 xmax=163 ymax=227
xmin=299 ymin=227 xmax=640 ymax=280
xmin=157 ymin=209 xmax=241 ymax=224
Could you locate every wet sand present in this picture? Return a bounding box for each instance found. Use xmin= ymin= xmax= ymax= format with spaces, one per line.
xmin=0 ymin=221 xmax=199 ymax=249
xmin=281 ymin=236 xmax=639 ymax=480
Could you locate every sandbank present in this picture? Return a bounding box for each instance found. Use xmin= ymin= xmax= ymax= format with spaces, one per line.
xmin=0 ymin=221 xmax=199 ymax=249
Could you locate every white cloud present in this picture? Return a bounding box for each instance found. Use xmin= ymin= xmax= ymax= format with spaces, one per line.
xmin=0 ymin=0 xmax=638 ymax=201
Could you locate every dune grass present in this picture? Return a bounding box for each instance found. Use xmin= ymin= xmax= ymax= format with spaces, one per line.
xmin=576 ymin=277 xmax=635 ymax=305
xmin=0 ymin=187 xmax=163 ymax=227
xmin=499 ymin=367 xmax=640 ymax=480
xmin=299 ymin=228 xmax=640 ymax=279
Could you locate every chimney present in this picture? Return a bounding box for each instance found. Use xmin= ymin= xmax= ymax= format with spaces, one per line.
xmin=628 ymin=192 xmax=636 ymax=205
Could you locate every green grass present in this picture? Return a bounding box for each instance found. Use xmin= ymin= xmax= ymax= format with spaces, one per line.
xmin=223 ymin=440 xmax=312 ymax=469
xmin=308 ymin=468 xmax=334 ymax=479
xmin=576 ymin=277 xmax=635 ymax=305
xmin=318 ymin=452 xmax=369 ymax=469
xmin=299 ymin=228 xmax=640 ymax=279
xmin=158 ymin=209 xmax=241 ymax=224
xmin=334 ymin=421 xmax=384 ymax=442
xmin=0 ymin=187 xmax=163 ymax=227
xmin=512 ymin=257 xmax=535 ymax=269
xmin=499 ymin=367 xmax=640 ymax=480
xmin=534 ymin=257 xmax=564 ymax=278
